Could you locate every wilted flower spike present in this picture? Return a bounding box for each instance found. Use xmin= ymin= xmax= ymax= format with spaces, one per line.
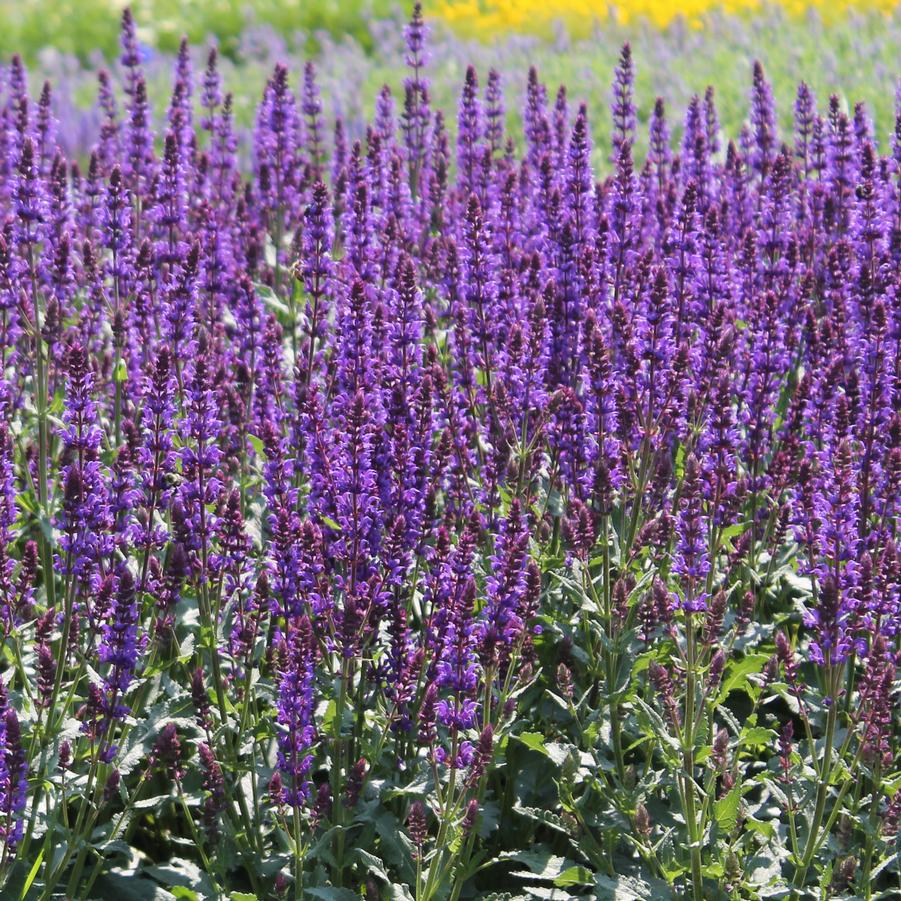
xmin=150 ymin=722 xmax=182 ymax=780
xmin=407 ymin=800 xmax=427 ymax=855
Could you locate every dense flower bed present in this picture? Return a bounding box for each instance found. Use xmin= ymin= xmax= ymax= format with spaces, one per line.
xmin=0 ymin=5 xmax=898 ymax=899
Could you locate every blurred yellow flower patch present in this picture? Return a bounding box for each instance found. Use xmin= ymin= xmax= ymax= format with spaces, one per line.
xmin=435 ymin=0 xmax=899 ymax=38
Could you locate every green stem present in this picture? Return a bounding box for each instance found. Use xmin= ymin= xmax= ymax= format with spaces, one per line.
xmin=860 ymin=761 xmax=881 ymax=901
xmin=422 ymin=729 xmax=460 ymax=901
xmin=790 ymin=667 xmax=839 ymax=897
xmin=293 ymin=804 xmax=305 ymax=901
xmin=330 ymin=659 xmax=349 ymax=887
xmin=683 ymin=617 xmax=703 ymax=901
xmin=175 ymin=785 xmax=222 ymax=900
xmin=79 ymin=770 xmax=150 ymax=899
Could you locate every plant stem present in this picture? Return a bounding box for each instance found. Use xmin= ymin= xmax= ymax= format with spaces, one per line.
xmin=790 ymin=665 xmax=839 ymax=897
xmin=330 ymin=658 xmax=349 ymax=887
xmin=683 ymin=615 xmax=703 ymax=901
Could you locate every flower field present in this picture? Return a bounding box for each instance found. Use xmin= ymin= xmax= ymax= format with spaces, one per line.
xmin=0 ymin=2 xmax=899 ymax=899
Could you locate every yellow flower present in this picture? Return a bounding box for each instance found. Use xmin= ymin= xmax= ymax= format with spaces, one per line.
xmin=434 ymin=0 xmax=898 ymax=38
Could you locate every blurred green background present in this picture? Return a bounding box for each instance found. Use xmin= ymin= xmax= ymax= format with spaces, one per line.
xmin=2 ymin=1 xmax=898 ymax=163
xmin=0 ymin=0 xmax=401 ymax=61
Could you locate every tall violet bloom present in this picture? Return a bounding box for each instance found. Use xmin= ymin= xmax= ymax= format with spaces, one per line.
xmin=275 ymin=618 xmax=317 ymax=806
xmin=610 ymin=43 xmax=636 ymax=162
xmin=96 ymin=568 xmax=143 ymax=750
xmin=55 ymin=342 xmax=112 ymax=592
xmin=672 ymin=454 xmax=710 ymax=612
xmin=0 ymin=702 xmax=27 ymax=853
xmin=402 ymin=2 xmax=431 ymax=198
xmin=178 ymin=333 xmax=223 ymax=572
xmin=456 ymin=66 xmax=483 ymax=200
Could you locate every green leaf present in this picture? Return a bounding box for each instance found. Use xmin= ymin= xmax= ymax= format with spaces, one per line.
xmin=501 ymin=846 xmax=568 ymax=882
xmin=554 ymin=866 xmax=593 ymax=887
xmin=349 ymin=848 xmax=389 ymax=882
xmin=512 ymin=890 xmax=577 ymax=900
xmin=386 ymin=886 xmax=415 ymax=901
xmin=230 ymin=894 xmax=259 ymax=901
xmin=633 ymin=698 xmax=681 ymax=757
xmin=701 ymin=862 xmax=724 ymax=878
xmin=747 ymin=854 xmax=785 ymax=888
xmin=374 ymin=812 xmax=416 ymax=880
xmin=716 ymin=654 xmax=770 ymax=703
xmin=94 ymin=872 xmax=178 ymax=901
xmin=784 ymin=571 xmax=813 ymax=595
xmin=20 ymin=846 xmax=44 ymax=899
xmin=132 ymin=794 xmax=174 ymax=810
xmin=720 ymin=522 xmax=748 ymax=541
xmin=255 ymin=283 xmax=290 ymax=316
xmin=38 ymin=512 xmax=53 ymax=541
xmin=511 ymin=732 xmax=571 ymax=767
xmin=744 ymin=816 xmax=776 ymax=840
xmin=247 ymin=434 xmax=265 ymax=457
xmin=145 ymin=859 xmax=216 ymax=898
xmin=543 ymin=690 xmax=572 ymax=716
xmin=516 ymin=731 xmax=552 ymax=758
xmin=320 ymin=698 xmax=338 ymax=735
xmin=673 ymin=443 xmax=686 ymax=481
xmin=170 ymin=890 xmax=199 ymax=901
xmin=715 ymin=784 xmax=742 ymax=833
xmin=629 ymin=651 xmax=655 ymax=679
xmin=594 ymin=873 xmax=665 ymax=899
xmin=768 ymin=681 xmax=802 ymax=715
xmin=512 ymin=805 xmax=577 ymax=841
xmin=818 ymin=860 xmax=834 ymax=894
xmin=306 ymin=889 xmax=361 ymax=901
xmin=740 ymin=726 xmax=775 ymax=747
